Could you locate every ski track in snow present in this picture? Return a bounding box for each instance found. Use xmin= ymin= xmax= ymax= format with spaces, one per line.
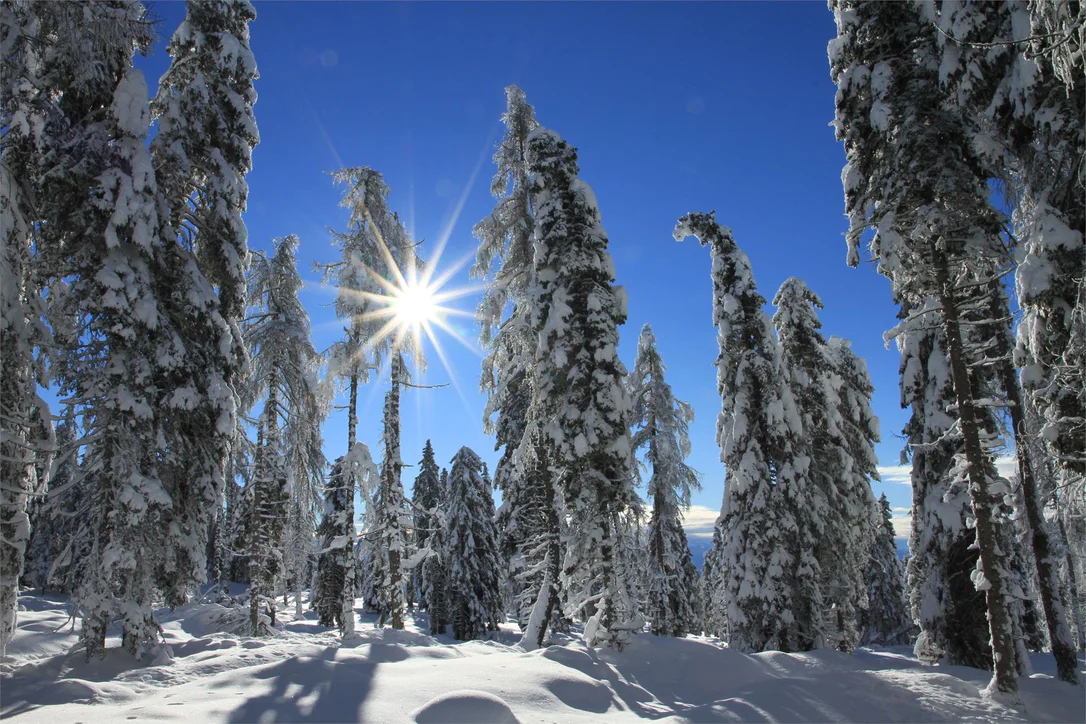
xmin=2 ymin=593 xmax=1083 ymax=723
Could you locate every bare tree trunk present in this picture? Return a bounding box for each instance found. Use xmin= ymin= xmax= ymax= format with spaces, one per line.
xmin=935 ymin=253 xmax=1018 ymax=699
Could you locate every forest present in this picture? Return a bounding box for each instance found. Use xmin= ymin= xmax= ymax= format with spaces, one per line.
xmin=0 ymin=1 xmax=1083 ymax=721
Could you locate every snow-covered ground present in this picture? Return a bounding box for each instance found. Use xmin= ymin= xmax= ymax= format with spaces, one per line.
xmin=2 ymin=592 xmax=1082 ymax=723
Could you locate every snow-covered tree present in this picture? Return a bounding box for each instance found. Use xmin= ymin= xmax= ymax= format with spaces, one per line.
xmin=314 ymin=459 xmax=350 ymax=628
xmin=772 ymin=279 xmax=876 ymax=652
xmin=444 ymin=447 xmax=504 ymax=641
xmin=862 ymin=494 xmax=911 ymax=645
xmin=149 ymin=0 xmax=260 ymax=611
xmin=22 ymin=411 xmax=79 ymax=594
xmin=674 ymin=212 xmax=819 ymax=653
xmin=830 ymin=0 xmax=1025 ymax=695
xmin=243 ymin=234 xmax=324 ymax=634
xmin=627 ymin=324 xmax=702 ymax=637
xmin=472 ymin=87 xmax=562 ymax=643
xmin=411 ymin=441 xmax=442 ymax=610
xmin=522 ymin=127 xmax=641 ymax=648
xmin=369 ymin=355 xmax=414 ymax=630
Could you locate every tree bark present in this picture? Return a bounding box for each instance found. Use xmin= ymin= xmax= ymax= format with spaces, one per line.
xmin=935 ymin=252 xmax=1018 ymax=699
xmin=986 ymin=282 xmax=1080 ymax=684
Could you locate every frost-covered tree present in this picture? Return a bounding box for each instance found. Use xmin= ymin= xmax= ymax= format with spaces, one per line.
xmin=243 ymin=234 xmax=323 ymax=634
xmin=773 ymin=278 xmax=877 ymax=652
xmin=314 ymin=458 xmax=349 ymax=628
xmin=627 ymin=323 xmax=702 ymax=637
xmin=21 ymin=411 xmax=79 ymax=594
xmin=862 ymin=494 xmax=911 ymax=645
xmin=830 ymin=0 xmax=1025 ymax=695
xmin=419 ymin=460 xmax=451 ymax=636
xmin=522 ymin=127 xmax=641 ymax=648
xmin=674 ymin=212 xmax=819 ymax=653
xmin=149 ymin=0 xmax=260 ymax=610
xmin=472 ymin=87 xmax=562 ymax=643
xmin=444 ymin=447 xmax=504 ymax=640
xmin=369 ymin=355 xmax=415 ymax=630
xmin=0 ymin=0 xmax=160 ymax=659
xmin=411 ymin=441 xmax=442 ymax=610
xmin=152 ymin=0 xmax=259 ymax=321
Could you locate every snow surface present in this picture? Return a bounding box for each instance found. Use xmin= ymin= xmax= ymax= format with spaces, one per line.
xmin=2 ymin=591 xmax=1083 ymax=723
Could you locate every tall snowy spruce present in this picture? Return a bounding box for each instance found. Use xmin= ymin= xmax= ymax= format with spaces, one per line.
xmin=242 ymin=234 xmax=325 ymax=634
xmin=444 ymin=447 xmax=504 ymax=641
xmin=313 ymin=458 xmax=350 ymax=628
xmin=0 ymin=0 xmax=55 ymax=656
xmin=472 ymin=87 xmax=566 ymax=645
xmin=923 ymin=1 xmax=1083 ymax=686
xmin=862 ymin=494 xmax=911 ymax=645
xmin=674 ymin=213 xmax=820 ymax=653
xmin=772 ymin=278 xmax=876 ymax=652
xmin=830 ymin=0 xmax=1024 ymax=696
xmin=421 ymin=465 xmax=451 ymax=635
xmin=411 ymin=441 xmax=443 ymax=611
xmin=522 ymin=127 xmax=641 ymax=648
xmin=150 ymin=0 xmax=260 ymax=604
xmin=627 ymin=324 xmax=702 ymax=637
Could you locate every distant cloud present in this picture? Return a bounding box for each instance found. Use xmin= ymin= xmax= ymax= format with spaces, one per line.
xmin=878 ymin=456 xmax=1016 ymax=486
xmin=877 ymin=463 xmax=912 ymax=486
xmin=890 ymin=509 xmax=911 ymax=538
xmin=681 ymin=504 xmax=719 ymax=539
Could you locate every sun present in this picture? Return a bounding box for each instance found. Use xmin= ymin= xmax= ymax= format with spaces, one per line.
xmin=391 ymin=281 xmax=439 ymax=329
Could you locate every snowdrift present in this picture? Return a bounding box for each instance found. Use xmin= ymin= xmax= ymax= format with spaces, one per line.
xmin=1 ymin=593 xmax=1082 ymax=723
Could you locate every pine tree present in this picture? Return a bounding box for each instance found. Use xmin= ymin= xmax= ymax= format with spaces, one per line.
xmin=22 ymin=411 xmax=78 ymax=594
xmin=149 ymin=0 xmax=260 ymax=612
xmin=412 ymin=441 xmax=442 ymax=609
xmin=421 ymin=463 xmax=451 ymax=636
xmin=0 ymin=2 xmax=54 ymax=655
xmin=627 ymin=324 xmax=702 ymax=637
xmin=772 ymin=278 xmax=877 ymax=652
xmin=473 ymin=87 xmax=562 ymax=644
xmin=674 ymin=212 xmax=818 ymax=653
xmin=830 ymin=0 xmax=1024 ymax=696
xmin=0 ymin=1 xmax=159 ymax=659
xmin=444 ymin=447 xmax=504 ymax=641
xmin=242 ymin=234 xmax=323 ymax=634
xmin=862 ymin=494 xmax=911 ymax=645
xmin=523 ymin=127 xmax=641 ymax=648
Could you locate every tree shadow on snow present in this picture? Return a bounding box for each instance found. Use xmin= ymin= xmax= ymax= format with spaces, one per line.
xmin=226 ymin=643 xmax=406 ymax=723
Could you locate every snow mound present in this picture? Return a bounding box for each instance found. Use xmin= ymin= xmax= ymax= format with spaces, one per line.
xmin=412 ymin=689 xmax=519 ymax=723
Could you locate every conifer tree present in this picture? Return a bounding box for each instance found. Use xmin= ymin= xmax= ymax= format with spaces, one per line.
xmin=314 ymin=458 xmax=350 ymax=628
xmin=243 ymin=234 xmax=323 ymax=634
xmin=772 ymin=278 xmax=877 ymax=652
xmin=830 ymin=0 xmax=1025 ymax=696
xmin=627 ymin=324 xmax=702 ymax=637
xmin=522 ymin=127 xmax=641 ymax=648
xmin=445 ymin=447 xmax=504 ymax=640
xmin=412 ymin=441 xmax=442 ymax=609
xmin=675 ymin=213 xmax=818 ymax=653
xmin=473 ymin=87 xmax=562 ymax=642
xmin=421 ymin=463 xmax=451 ymax=636
xmin=862 ymin=494 xmax=911 ymax=645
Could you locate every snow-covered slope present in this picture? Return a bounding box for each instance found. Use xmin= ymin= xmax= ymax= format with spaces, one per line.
xmin=2 ymin=593 xmax=1082 ymax=723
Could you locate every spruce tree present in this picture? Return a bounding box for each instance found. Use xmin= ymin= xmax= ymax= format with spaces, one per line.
xmin=523 ymin=127 xmax=641 ymax=648
xmin=412 ymin=441 xmax=442 ymax=609
xmin=242 ymin=234 xmax=323 ymax=634
xmin=772 ymin=278 xmax=876 ymax=652
xmin=830 ymin=0 xmax=1024 ymax=696
xmin=445 ymin=447 xmax=504 ymax=640
xmin=674 ymin=212 xmax=818 ymax=653
xmin=473 ymin=87 xmax=563 ymax=644
xmin=627 ymin=324 xmax=702 ymax=637
xmin=862 ymin=494 xmax=911 ymax=645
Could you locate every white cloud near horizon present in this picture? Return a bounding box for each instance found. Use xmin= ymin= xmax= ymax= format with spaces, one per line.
xmin=681 ymin=504 xmax=719 ymax=539
xmin=878 ymin=455 xmax=1016 ymax=486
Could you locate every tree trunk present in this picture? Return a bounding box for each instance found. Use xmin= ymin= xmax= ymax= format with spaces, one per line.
xmin=987 ymin=282 xmax=1081 ymax=684
xmin=935 ymin=252 xmax=1018 ymax=699
xmin=341 ymin=372 xmax=359 ymax=637
xmin=388 ymin=356 xmax=404 ymax=630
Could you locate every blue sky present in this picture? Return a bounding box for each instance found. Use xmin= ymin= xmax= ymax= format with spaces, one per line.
xmin=137 ymin=1 xmax=918 ymax=540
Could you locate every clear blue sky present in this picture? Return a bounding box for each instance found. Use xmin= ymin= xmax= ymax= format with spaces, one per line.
xmin=137 ymin=1 xmax=913 ymax=539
